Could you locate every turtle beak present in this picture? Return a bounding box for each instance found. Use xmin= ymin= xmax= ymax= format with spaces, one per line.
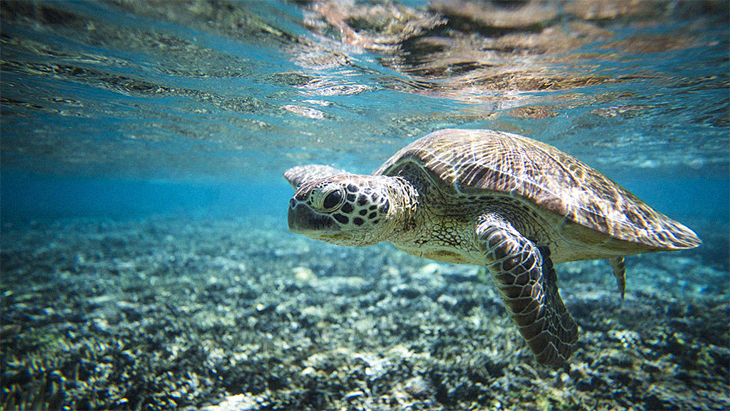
xmin=288 ymin=199 xmax=339 ymax=235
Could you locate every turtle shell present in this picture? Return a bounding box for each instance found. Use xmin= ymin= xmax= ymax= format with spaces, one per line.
xmin=374 ymin=129 xmax=701 ymax=250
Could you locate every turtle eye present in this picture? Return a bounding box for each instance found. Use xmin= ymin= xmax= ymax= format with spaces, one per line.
xmin=309 ymin=182 xmax=345 ymax=212
xmin=322 ymin=189 xmax=344 ymax=210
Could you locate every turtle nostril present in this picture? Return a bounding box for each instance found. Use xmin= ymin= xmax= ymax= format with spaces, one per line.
xmin=289 ymin=199 xmax=297 ymax=209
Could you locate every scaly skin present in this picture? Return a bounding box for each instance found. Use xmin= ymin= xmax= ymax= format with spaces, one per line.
xmin=476 ymin=212 xmax=579 ymax=366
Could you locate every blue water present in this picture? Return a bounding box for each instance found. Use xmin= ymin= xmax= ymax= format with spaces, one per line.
xmin=1 ymin=1 xmax=729 ymax=409
xmin=2 ymin=0 xmax=728 ymax=250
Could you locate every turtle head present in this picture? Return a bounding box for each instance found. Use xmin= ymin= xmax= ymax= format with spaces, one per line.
xmin=287 ymin=174 xmax=397 ymax=246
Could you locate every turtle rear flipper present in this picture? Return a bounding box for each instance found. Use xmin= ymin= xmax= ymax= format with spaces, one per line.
xmin=609 ymin=257 xmax=626 ymax=299
xmin=476 ymin=213 xmax=579 ymax=366
xmin=284 ymin=165 xmax=347 ymax=188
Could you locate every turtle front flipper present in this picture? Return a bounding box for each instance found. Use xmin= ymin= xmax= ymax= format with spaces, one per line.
xmin=476 ymin=213 xmax=579 ymax=366
xmin=283 ymin=165 xmax=347 ymax=188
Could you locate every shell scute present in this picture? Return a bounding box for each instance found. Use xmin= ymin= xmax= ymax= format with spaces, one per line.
xmin=374 ymin=129 xmax=700 ymax=250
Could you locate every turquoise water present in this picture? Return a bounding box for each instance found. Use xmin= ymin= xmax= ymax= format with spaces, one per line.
xmin=1 ymin=1 xmax=729 ymax=410
xmin=2 ymin=1 xmax=728 ymax=222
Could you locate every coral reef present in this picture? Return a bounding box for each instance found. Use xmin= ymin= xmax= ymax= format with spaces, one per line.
xmin=1 ymin=215 xmax=727 ymax=410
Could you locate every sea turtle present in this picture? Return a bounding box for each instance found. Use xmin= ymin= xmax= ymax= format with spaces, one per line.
xmin=284 ymin=129 xmax=701 ymax=366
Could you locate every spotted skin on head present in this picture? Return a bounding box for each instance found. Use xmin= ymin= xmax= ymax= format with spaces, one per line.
xmin=288 ymin=174 xmax=393 ymax=246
